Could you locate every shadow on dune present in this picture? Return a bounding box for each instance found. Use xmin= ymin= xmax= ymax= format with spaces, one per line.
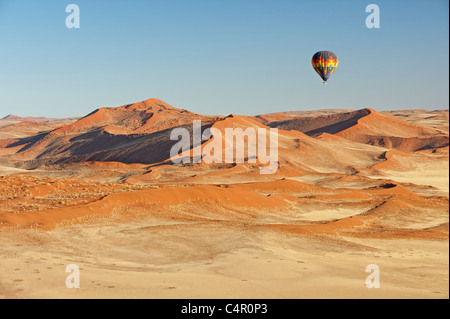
xmin=17 ymin=123 xmax=214 ymax=169
xmin=268 ymin=109 xmax=371 ymax=136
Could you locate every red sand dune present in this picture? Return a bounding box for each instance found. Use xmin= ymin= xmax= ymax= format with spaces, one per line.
xmin=0 ymin=100 xmax=447 ymax=238
xmin=2 ymin=100 xmax=446 ymax=176
xmin=3 ymin=99 xmax=220 ymax=168
xmin=0 ymin=182 xmax=290 ymax=230
xmin=51 ymin=98 xmax=216 ymax=135
xmin=267 ymin=108 xmax=448 ymax=152
xmin=0 ymin=102 xmax=448 ymax=299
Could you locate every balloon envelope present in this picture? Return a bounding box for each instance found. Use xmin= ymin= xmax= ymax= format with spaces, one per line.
xmin=312 ymin=51 xmax=339 ymax=83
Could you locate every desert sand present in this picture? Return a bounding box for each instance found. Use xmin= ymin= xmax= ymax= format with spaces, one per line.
xmin=0 ymin=99 xmax=448 ymax=299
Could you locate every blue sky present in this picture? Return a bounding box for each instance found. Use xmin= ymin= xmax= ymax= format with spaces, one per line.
xmin=0 ymin=0 xmax=448 ymax=117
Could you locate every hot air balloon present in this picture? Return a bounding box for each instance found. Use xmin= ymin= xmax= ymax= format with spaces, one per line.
xmin=312 ymin=51 xmax=339 ymax=84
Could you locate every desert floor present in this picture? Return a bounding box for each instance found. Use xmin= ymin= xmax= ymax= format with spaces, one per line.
xmin=0 ymin=219 xmax=448 ymax=299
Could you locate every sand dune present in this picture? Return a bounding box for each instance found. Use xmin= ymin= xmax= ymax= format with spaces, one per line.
xmin=266 ymin=108 xmax=448 ymax=152
xmin=0 ymin=99 xmax=448 ymax=298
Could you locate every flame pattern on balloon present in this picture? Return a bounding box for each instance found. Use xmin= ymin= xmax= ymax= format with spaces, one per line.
xmin=312 ymin=51 xmax=339 ymax=83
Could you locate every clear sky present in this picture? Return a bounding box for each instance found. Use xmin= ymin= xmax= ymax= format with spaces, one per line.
xmin=0 ymin=0 xmax=448 ymax=118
